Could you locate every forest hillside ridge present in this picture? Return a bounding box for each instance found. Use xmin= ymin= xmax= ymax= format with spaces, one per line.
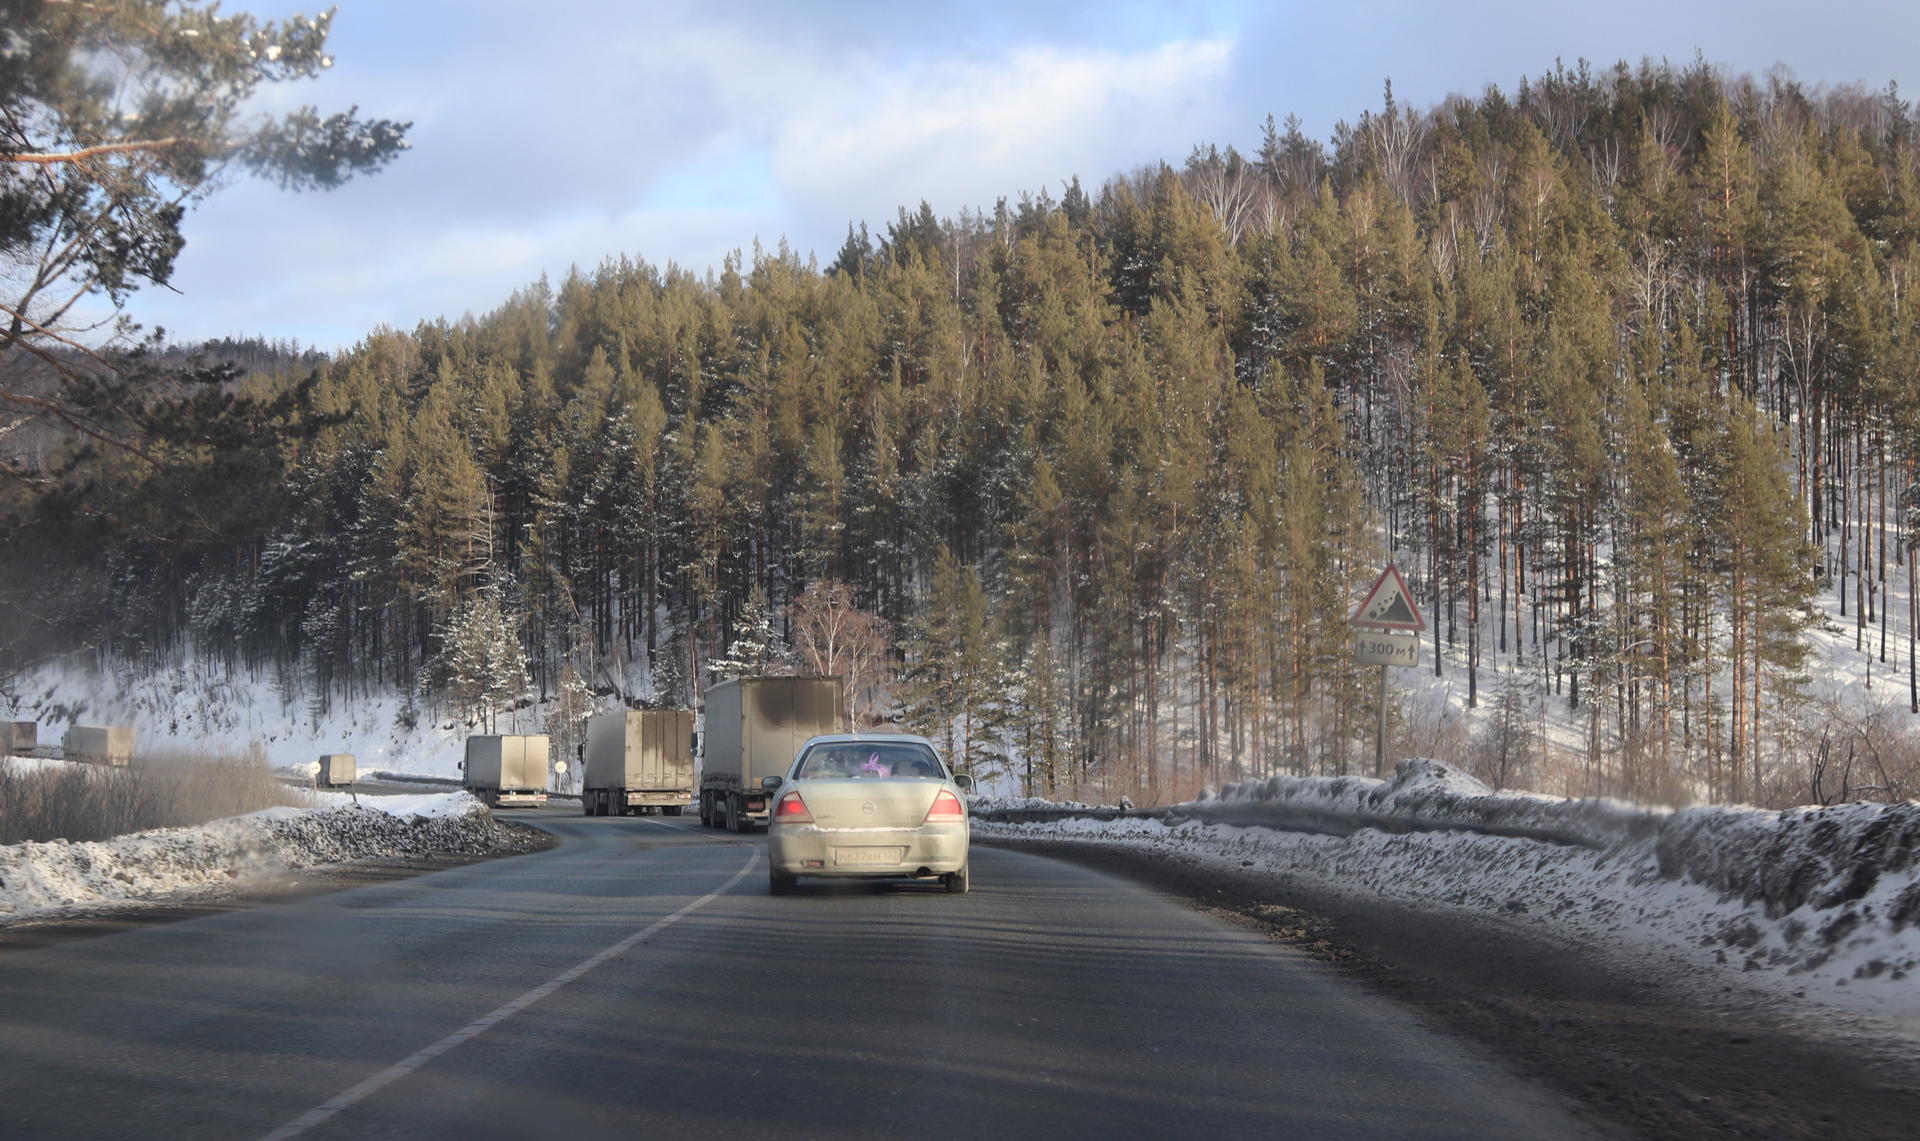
xmin=5 ymin=57 xmax=1920 ymax=812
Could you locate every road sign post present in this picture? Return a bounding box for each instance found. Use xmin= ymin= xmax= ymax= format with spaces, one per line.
xmin=1350 ymin=564 xmax=1425 ymax=779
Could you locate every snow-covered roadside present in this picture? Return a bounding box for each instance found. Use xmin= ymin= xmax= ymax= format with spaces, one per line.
xmin=973 ymin=762 xmax=1920 ymax=1035
xmin=0 ymin=792 xmax=521 ymax=918
xmin=2 ymin=660 xmax=514 ymax=780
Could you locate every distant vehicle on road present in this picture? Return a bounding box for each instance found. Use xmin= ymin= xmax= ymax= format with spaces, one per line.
xmin=464 ymin=735 xmax=550 ymax=807
xmin=317 ymin=753 xmax=356 ymax=787
xmin=65 ymin=724 xmax=135 ymax=765
xmin=764 ymin=733 xmax=973 ymax=895
xmin=583 ymin=710 xmax=694 ymax=816
xmin=699 ymin=676 xmax=845 ymax=832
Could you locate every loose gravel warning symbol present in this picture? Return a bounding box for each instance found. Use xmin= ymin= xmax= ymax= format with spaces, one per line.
xmin=1351 ymin=564 xmax=1425 ymax=632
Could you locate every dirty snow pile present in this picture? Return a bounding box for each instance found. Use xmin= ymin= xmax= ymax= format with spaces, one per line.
xmin=0 ymin=792 xmax=517 ymax=918
xmin=966 ymin=794 xmax=1104 ymax=814
xmin=973 ymin=761 xmax=1920 ymax=1027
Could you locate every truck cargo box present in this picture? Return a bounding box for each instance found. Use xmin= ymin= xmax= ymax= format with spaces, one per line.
xmin=585 ymin=709 xmax=694 ymax=810
xmin=64 ymin=725 xmax=134 ymax=765
xmin=464 ymin=735 xmax=550 ymax=805
xmin=1 ymin=721 xmax=35 ymax=753
xmin=700 ymin=677 xmax=844 ymax=829
xmin=318 ymin=753 xmax=356 ymax=786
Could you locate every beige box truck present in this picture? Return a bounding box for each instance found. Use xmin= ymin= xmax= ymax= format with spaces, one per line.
xmin=700 ymin=676 xmax=844 ymax=832
xmin=583 ymin=709 xmax=695 ymax=817
xmin=464 ymin=735 xmax=550 ymax=807
xmin=64 ymin=725 xmax=135 ymax=765
xmin=318 ymin=754 xmax=356 ymax=786
xmin=1 ymin=721 xmax=35 ymax=754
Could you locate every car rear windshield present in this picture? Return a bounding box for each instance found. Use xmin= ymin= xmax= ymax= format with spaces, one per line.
xmin=795 ymin=742 xmax=946 ymax=780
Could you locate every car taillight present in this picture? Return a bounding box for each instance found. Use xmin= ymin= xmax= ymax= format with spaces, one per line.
xmin=774 ymin=791 xmax=812 ymax=823
xmin=924 ymin=789 xmax=965 ymax=823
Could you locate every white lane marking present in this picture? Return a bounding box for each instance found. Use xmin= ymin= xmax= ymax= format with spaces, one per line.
xmin=259 ymin=847 xmax=759 ymax=1141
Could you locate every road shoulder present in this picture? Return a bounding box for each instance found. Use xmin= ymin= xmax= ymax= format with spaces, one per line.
xmin=982 ymin=834 xmax=1920 ymax=1141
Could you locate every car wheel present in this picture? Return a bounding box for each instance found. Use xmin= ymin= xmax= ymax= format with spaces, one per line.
xmin=944 ymin=864 xmax=970 ymax=894
xmin=769 ymin=868 xmax=797 ymax=895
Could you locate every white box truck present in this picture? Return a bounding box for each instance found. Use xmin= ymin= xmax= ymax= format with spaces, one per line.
xmin=699 ymin=676 xmax=844 ymax=832
xmin=65 ymin=725 xmax=135 ymax=765
xmin=583 ymin=709 xmax=695 ymax=817
xmin=464 ymin=735 xmax=550 ymax=807
xmin=318 ymin=754 xmax=356 ymax=786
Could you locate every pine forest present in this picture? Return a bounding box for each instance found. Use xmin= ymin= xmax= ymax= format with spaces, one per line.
xmin=9 ymin=59 xmax=1920 ymax=810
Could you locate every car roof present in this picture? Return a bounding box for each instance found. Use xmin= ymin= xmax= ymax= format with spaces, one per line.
xmin=797 ymin=733 xmax=942 ymax=752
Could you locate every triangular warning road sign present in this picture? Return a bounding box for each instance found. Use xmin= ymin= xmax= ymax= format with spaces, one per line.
xmin=1351 ymin=564 xmax=1425 ymax=631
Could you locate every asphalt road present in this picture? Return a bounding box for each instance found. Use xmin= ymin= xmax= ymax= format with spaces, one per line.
xmin=0 ymin=810 xmax=1608 ymax=1141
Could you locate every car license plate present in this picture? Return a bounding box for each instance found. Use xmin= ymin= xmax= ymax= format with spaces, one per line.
xmin=833 ymin=847 xmax=907 ymax=866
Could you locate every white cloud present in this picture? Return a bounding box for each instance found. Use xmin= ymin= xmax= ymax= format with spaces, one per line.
xmin=769 ymin=39 xmax=1233 ymax=211
xmin=111 ymin=1 xmax=1920 ymax=348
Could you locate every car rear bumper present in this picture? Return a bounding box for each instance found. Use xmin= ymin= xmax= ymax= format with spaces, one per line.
xmin=769 ymin=821 xmax=969 ymax=876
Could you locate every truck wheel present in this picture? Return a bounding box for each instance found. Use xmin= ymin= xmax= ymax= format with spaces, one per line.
xmin=769 ymin=868 xmax=797 ymax=895
xmin=665 ymin=806 xmax=682 ymax=817
xmin=581 ymin=794 xmax=594 ymax=817
xmin=724 ymin=801 xmax=740 ymax=833
xmin=698 ymin=799 xmax=711 ymax=827
xmin=943 ymin=864 xmax=970 ymax=894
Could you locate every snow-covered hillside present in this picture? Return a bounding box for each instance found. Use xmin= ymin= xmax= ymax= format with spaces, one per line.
xmin=0 ymin=659 xmax=587 ymax=784
xmin=1382 ymin=557 xmax=1920 ymax=795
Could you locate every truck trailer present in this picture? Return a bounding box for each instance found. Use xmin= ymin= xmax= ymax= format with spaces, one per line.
xmin=317 ymin=753 xmax=356 ymax=786
xmin=583 ymin=709 xmax=694 ymax=816
xmin=464 ymin=735 xmax=550 ymax=807
xmin=699 ymin=676 xmax=845 ymax=832
xmin=64 ymin=725 xmax=135 ymax=765
xmin=1 ymin=721 xmax=35 ymax=755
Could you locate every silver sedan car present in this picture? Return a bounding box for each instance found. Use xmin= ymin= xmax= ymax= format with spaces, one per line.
xmin=763 ymin=734 xmax=972 ymax=895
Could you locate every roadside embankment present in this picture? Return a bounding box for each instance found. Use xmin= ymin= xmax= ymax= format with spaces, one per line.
xmin=973 ymin=759 xmax=1920 ymax=1022
xmin=0 ymin=792 xmax=546 ymax=918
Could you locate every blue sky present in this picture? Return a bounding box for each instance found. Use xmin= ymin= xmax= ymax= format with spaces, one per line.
xmin=130 ymin=0 xmax=1920 ymax=350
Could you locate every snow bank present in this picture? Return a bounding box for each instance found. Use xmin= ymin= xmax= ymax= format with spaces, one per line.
xmin=974 ymin=762 xmax=1920 ymax=1027
xmin=1186 ymin=758 xmax=1665 ymax=848
xmin=967 ymin=794 xmax=1103 ymax=814
xmin=305 ymin=790 xmax=484 ymax=818
xmin=0 ymin=793 xmax=515 ymax=918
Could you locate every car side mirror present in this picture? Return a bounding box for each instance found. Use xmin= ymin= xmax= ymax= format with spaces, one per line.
xmin=952 ymin=774 xmax=974 ymax=791
xmin=760 ymin=775 xmax=783 ymax=790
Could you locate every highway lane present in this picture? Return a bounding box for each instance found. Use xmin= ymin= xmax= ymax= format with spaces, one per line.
xmin=0 ymin=810 xmax=1607 ymax=1140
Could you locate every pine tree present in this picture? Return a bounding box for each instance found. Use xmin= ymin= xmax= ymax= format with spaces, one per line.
xmin=710 ymin=587 xmax=788 ymax=678
xmin=425 ymin=585 xmax=531 ymax=733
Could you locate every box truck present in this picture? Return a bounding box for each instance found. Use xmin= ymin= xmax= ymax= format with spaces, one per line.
xmin=65 ymin=725 xmax=135 ymax=765
xmin=583 ymin=709 xmax=695 ymax=816
xmin=317 ymin=754 xmax=356 ymax=786
xmin=464 ymin=735 xmax=550 ymax=806
xmin=1 ymin=721 xmax=35 ymax=754
xmin=699 ymin=676 xmax=845 ymax=832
